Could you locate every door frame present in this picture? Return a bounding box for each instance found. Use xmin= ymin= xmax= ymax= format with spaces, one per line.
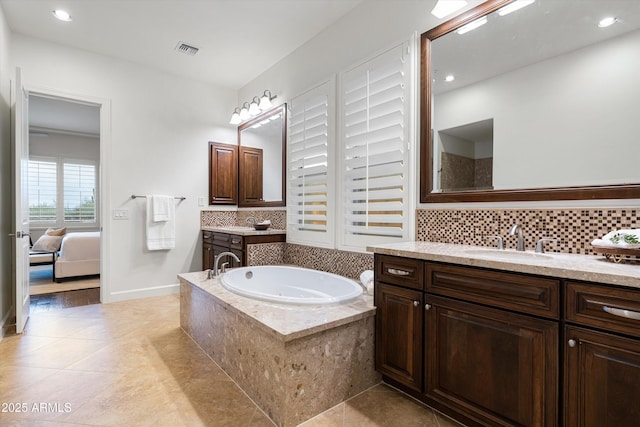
xmin=23 ymin=84 xmax=111 ymax=304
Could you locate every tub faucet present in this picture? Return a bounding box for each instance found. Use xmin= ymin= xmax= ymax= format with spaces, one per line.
xmin=509 ymin=224 xmax=525 ymax=251
xmin=212 ymin=251 xmax=241 ymax=277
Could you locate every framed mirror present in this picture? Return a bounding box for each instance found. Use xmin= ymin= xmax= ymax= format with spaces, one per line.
xmin=238 ymin=104 xmax=287 ymax=207
xmin=420 ymin=0 xmax=640 ymax=203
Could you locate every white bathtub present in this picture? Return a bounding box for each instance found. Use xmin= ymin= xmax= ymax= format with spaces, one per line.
xmin=221 ymin=265 xmax=363 ymax=305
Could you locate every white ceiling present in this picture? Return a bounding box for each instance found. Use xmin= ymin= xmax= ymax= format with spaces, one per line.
xmin=0 ymin=0 xmax=363 ymax=90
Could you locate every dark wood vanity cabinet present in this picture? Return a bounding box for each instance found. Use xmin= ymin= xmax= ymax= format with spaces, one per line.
xmin=564 ymin=281 xmax=640 ymax=427
xmin=374 ymin=255 xmax=559 ymax=427
xmin=202 ymin=230 xmax=285 ymax=270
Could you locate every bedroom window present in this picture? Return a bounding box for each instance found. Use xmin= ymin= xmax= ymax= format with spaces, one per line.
xmin=28 ymin=157 xmax=98 ymax=226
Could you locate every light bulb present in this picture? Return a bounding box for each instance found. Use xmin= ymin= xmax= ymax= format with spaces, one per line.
xmin=248 ymin=98 xmax=261 ymax=116
xmin=52 ymin=9 xmax=72 ymax=21
xmin=229 ymin=109 xmax=241 ymax=125
xmin=259 ymin=90 xmax=274 ymax=110
xmin=239 ymin=103 xmax=250 ymax=120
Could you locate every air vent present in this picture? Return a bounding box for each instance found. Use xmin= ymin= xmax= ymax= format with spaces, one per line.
xmin=175 ymin=42 xmax=199 ymax=56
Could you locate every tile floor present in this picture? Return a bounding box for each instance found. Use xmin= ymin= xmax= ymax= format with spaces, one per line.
xmin=0 ymin=294 xmax=463 ymax=427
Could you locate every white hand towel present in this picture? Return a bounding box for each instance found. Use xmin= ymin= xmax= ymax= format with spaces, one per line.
xmin=152 ymin=195 xmax=173 ymax=222
xmin=360 ymin=270 xmax=374 ymax=295
xmin=592 ymin=229 xmax=640 ymax=249
xmin=146 ymin=197 xmax=176 ymax=250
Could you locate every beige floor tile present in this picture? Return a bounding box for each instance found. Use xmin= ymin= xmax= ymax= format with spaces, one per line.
xmin=299 ymin=403 xmax=345 ymax=426
xmin=11 ymin=337 xmax=109 ymax=370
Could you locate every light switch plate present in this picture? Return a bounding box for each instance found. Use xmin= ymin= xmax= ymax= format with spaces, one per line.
xmin=198 ymin=196 xmax=206 ymax=207
xmin=112 ymin=209 xmax=129 ymax=220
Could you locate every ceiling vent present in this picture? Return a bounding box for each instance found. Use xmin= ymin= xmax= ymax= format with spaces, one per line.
xmin=175 ymin=42 xmax=199 ymax=56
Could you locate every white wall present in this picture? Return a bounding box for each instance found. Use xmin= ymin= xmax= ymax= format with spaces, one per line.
xmin=0 ymin=4 xmax=12 ymax=334
xmin=11 ymin=34 xmax=237 ymax=302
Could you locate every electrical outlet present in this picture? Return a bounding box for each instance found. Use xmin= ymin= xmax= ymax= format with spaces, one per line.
xmin=112 ymin=209 xmax=129 ymax=220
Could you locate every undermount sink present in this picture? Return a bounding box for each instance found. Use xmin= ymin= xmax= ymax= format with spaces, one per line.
xmin=465 ymin=248 xmax=554 ymax=261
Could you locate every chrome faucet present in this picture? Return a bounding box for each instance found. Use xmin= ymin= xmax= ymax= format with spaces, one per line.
xmin=509 ymin=224 xmax=525 ymax=251
xmin=211 ymin=251 xmax=241 ymax=277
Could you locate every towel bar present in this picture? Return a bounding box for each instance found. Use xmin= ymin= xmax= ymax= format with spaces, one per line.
xmin=131 ymin=194 xmax=186 ymax=201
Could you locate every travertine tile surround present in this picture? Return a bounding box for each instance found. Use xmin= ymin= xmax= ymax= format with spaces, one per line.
xmin=417 ymin=207 xmax=639 ymax=255
xmin=179 ymin=271 xmax=380 ymax=426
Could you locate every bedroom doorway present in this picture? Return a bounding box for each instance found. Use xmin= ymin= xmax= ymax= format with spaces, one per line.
xmin=27 ymin=93 xmax=102 ymax=309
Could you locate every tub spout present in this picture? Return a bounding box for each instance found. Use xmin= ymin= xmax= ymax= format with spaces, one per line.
xmin=213 ymin=251 xmax=241 ymax=277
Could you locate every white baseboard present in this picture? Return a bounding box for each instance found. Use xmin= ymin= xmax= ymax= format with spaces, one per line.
xmin=104 ymin=283 xmax=180 ymax=303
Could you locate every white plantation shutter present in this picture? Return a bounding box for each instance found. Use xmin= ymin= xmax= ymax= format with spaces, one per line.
xmin=28 ymin=159 xmax=57 ymax=223
xmin=339 ymin=43 xmax=411 ymax=250
xmin=287 ymin=79 xmax=335 ymax=247
xmin=63 ymin=162 xmax=96 ymax=222
xmin=28 ymin=157 xmax=98 ymax=226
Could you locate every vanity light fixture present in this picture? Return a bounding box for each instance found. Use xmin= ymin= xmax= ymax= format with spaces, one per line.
xmin=52 ymin=9 xmax=72 ymax=21
xmin=248 ymin=97 xmax=261 ymax=116
xmin=239 ymin=102 xmax=251 ymax=121
xmin=598 ymin=17 xmax=618 ymax=28
xmin=445 ymin=75 xmax=455 ymax=82
xmin=456 ymin=16 xmax=488 ymax=35
xmin=258 ymin=90 xmax=275 ymax=110
xmin=228 ymin=90 xmax=278 ymax=125
xmin=229 ymin=108 xmax=241 ymax=125
xmin=497 ymin=0 xmax=535 ymax=17
xmin=431 ymin=0 xmax=467 ymax=19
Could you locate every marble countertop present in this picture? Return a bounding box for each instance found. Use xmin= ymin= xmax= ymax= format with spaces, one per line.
xmin=202 ymin=226 xmax=286 ymax=236
xmin=178 ymin=271 xmax=375 ymax=343
xmin=367 ymin=242 xmax=640 ymax=289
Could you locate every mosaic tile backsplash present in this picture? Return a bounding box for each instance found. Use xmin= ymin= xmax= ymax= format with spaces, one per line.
xmin=203 ymin=207 xmax=639 ymax=271
xmin=416 ymin=207 xmax=639 ymax=255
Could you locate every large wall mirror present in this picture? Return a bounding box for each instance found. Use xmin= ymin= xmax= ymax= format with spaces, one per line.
xmin=238 ymin=104 xmax=286 ymax=207
xmin=420 ymin=0 xmax=640 ymax=203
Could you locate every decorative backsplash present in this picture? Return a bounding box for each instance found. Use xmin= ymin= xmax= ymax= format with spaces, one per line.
xmin=201 ymin=209 xmax=287 ymax=230
xmin=284 ymin=244 xmax=373 ymax=281
xmin=416 ymin=207 xmax=639 ymax=255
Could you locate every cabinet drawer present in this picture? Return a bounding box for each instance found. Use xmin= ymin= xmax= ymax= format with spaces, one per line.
xmin=212 ymin=233 xmax=231 ymax=246
xmin=426 ymin=263 xmax=559 ymax=319
xmin=202 ymin=230 xmax=214 ymax=243
xmin=229 ymin=235 xmax=243 ymax=250
xmin=566 ymin=281 xmax=640 ymax=338
xmin=375 ymin=254 xmax=424 ymax=290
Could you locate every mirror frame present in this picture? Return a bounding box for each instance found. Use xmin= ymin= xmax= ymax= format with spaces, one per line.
xmin=237 ymin=103 xmax=287 ymax=208
xmin=419 ymin=0 xmax=640 ymax=203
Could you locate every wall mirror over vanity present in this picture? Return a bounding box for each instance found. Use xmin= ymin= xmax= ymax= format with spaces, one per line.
xmin=209 ymin=104 xmax=286 ymax=207
xmin=420 ymin=0 xmax=640 ymax=203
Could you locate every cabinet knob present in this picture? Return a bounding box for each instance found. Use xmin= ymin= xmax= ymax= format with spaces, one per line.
xmin=425 ymin=304 xmax=432 ymax=311
xmin=568 ymin=339 xmax=577 ymax=347
xmin=413 ymin=300 xmax=419 ymax=307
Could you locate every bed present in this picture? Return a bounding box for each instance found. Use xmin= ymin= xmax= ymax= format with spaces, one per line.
xmin=54 ymin=231 xmax=101 ymax=282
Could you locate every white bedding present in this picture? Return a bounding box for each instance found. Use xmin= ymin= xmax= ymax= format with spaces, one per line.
xmin=55 ymin=231 xmax=100 ymax=280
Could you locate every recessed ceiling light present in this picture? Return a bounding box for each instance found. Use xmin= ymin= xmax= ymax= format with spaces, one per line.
xmin=598 ymin=17 xmax=618 ymax=28
xmin=52 ymin=9 xmax=72 ymax=22
xmin=497 ymin=0 xmax=535 ymax=17
xmin=445 ymin=75 xmax=455 ymax=82
xmin=456 ymin=17 xmax=488 ymax=35
xmin=431 ymin=0 xmax=468 ymax=19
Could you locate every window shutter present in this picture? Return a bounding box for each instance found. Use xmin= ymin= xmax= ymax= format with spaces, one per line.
xmin=28 ymin=159 xmax=57 ymax=223
xmin=63 ymin=162 xmax=96 ymax=222
xmin=339 ymin=44 xmax=411 ymax=249
xmin=287 ymin=80 xmax=335 ymax=247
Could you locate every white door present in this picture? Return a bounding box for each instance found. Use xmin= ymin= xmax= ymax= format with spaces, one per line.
xmin=11 ymin=68 xmax=30 ymax=333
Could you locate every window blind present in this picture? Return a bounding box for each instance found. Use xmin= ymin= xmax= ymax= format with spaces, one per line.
xmin=287 ymin=80 xmax=335 ymax=247
xmin=63 ymin=162 xmax=96 ymax=223
xmin=340 ymin=44 xmax=410 ymax=248
xmin=28 ymin=159 xmax=57 ymax=223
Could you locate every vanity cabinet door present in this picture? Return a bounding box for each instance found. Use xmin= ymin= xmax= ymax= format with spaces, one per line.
xmin=209 ymin=141 xmax=238 ymax=205
xmin=375 ymin=282 xmax=423 ymax=392
xmin=425 ymin=294 xmax=558 ymax=427
xmin=564 ymin=325 xmax=640 ymax=427
xmin=203 ymin=242 xmax=215 ymax=270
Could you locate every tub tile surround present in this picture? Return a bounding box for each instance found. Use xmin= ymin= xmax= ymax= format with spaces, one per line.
xmin=179 ymin=271 xmax=380 ymax=426
xmin=417 ymin=207 xmax=639 ymax=256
